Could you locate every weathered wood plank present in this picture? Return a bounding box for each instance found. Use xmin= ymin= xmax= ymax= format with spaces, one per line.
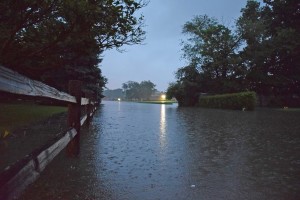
xmin=0 ymin=102 xmax=97 ymax=200
xmin=80 ymin=115 xmax=87 ymax=126
xmin=0 ymin=68 xmax=98 ymax=199
xmin=81 ymin=97 xmax=90 ymax=105
xmin=37 ymin=128 xmax=77 ymax=171
xmin=0 ymin=159 xmax=39 ymax=200
xmin=0 ymin=65 xmax=76 ymax=103
xmin=0 ymin=128 xmax=77 ymax=200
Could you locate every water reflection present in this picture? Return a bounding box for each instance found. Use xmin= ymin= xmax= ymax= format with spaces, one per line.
xmin=20 ymin=102 xmax=300 ymax=200
xmin=117 ymin=100 xmax=121 ymax=111
xmin=159 ymin=104 xmax=166 ymax=148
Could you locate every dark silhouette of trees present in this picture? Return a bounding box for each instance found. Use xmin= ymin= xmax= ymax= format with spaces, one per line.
xmin=167 ymin=15 xmax=244 ymax=106
xmin=0 ymin=0 xmax=147 ymax=99
xmin=103 ymin=89 xmax=123 ymax=100
xmin=237 ymin=0 xmax=300 ymax=106
xmin=122 ymin=80 xmax=156 ymax=100
xmin=166 ymin=65 xmax=202 ymax=106
xmin=168 ymin=0 xmax=300 ymax=107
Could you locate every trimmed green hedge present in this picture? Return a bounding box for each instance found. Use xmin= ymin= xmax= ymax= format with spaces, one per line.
xmin=198 ymin=91 xmax=256 ymax=110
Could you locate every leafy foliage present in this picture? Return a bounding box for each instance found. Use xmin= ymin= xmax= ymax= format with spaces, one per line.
xmin=198 ymin=91 xmax=256 ymax=111
xmin=122 ymin=80 xmax=156 ymax=100
xmin=237 ymin=0 xmax=300 ymax=102
xmin=182 ymin=15 xmax=244 ymax=94
xmin=168 ymin=0 xmax=300 ymax=107
xmin=166 ymin=65 xmax=202 ymax=106
xmin=103 ymin=89 xmax=123 ymax=100
xmin=0 ymin=0 xmax=147 ymax=100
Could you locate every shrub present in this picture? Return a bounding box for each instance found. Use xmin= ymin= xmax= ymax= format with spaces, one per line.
xmin=198 ymin=91 xmax=256 ymax=110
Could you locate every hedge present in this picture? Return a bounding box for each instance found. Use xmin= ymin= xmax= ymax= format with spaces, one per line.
xmin=198 ymin=91 xmax=256 ymax=111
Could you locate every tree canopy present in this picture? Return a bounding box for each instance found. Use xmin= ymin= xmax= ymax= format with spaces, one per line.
xmin=167 ymin=0 xmax=300 ymax=107
xmin=122 ymin=80 xmax=156 ymax=100
xmin=182 ymin=15 xmax=244 ymax=94
xmin=237 ymin=0 xmax=300 ymax=98
xmin=0 ymin=0 xmax=147 ymax=99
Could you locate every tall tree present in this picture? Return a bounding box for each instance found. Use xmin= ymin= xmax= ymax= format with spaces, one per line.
xmin=237 ymin=0 xmax=300 ymax=105
xmin=122 ymin=81 xmax=140 ymax=100
xmin=122 ymin=80 xmax=156 ymax=100
xmin=182 ymin=15 xmax=244 ymax=94
xmin=139 ymin=80 xmax=156 ymax=100
xmin=168 ymin=15 xmax=246 ymax=106
xmin=264 ymin=0 xmax=300 ymax=99
xmin=237 ymin=0 xmax=274 ymax=96
xmin=0 ymin=0 xmax=146 ymax=99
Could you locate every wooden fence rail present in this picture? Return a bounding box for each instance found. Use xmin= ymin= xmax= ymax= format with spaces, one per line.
xmin=0 ymin=65 xmax=98 ymax=200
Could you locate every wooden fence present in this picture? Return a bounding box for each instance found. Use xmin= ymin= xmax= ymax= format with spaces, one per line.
xmin=0 ymin=65 xmax=98 ymax=200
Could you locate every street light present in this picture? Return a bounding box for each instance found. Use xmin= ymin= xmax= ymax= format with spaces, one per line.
xmin=161 ymin=94 xmax=166 ymax=100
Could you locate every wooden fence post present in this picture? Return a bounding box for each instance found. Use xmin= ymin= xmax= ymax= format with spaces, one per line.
xmin=93 ymin=94 xmax=98 ymax=110
xmin=85 ymin=92 xmax=93 ymax=124
xmin=66 ymin=80 xmax=82 ymax=156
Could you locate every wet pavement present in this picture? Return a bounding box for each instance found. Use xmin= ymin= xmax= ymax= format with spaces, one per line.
xmin=20 ymin=101 xmax=300 ymax=200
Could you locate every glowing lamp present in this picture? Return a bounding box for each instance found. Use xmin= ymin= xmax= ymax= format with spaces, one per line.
xmin=161 ymin=94 xmax=166 ymax=100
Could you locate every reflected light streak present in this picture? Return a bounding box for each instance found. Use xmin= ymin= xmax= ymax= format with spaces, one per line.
xmin=160 ymin=104 xmax=167 ymax=148
xmin=118 ymin=100 xmax=121 ymax=111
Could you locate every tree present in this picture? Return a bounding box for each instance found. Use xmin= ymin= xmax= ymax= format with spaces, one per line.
xmin=103 ymin=89 xmax=123 ymax=100
xmin=237 ymin=0 xmax=300 ymax=106
xmin=0 ymin=0 xmax=147 ymax=100
xmin=237 ymin=0 xmax=274 ymax=97
xmin=169 ymin=1 xmax=300 ymax=107
xmin=264 ymin=0 xmax=300 ymax=99
xmin=122 ymin=81 xmax=140 ymax=100
xmin=122 ymin=80 xmax=156 ymax=100
xmin=167 ymin=65 xmax=201 ymax=106
xmin=139 ymin=81 xmax=156 ymax=100
xmin=181 ymin=15 xmax=245 ymax=94
xmin=166 ymin=82 xmax=185 ymax=106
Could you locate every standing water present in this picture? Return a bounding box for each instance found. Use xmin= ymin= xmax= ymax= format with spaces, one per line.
xmin=21 ymin=101 xmax=300 ymax=200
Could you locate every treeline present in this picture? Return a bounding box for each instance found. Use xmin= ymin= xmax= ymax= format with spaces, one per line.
xmin=122 ymin=80 xmax=156 ymax=100
xmin=0 ymin=0 xmax=146 ymax=100
xmin=167 ymin=0 xmax=300 ymax=107
xmin=103 ymin=89 xmax=123 ymax=100
xmin=103 ymin=80 xmax=157 ymax=101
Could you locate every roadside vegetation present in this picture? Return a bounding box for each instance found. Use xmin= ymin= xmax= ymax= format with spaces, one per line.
xmin=198 ymin=92 xmax=256 ymax=111
xmin=0 ymin=0 xmax=148 ymax=137
xmin=167 ymin=0 xmax=300 ymax=108
xmin=0 ymin=103 xmax=67 ymax=139
xmin=0 ymin=0 xmax=147 ymax=101
xmin=122 ymin=80 xmax=157 ymax=101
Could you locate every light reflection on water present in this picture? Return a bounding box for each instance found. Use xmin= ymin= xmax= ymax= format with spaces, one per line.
xmin=159 ymin=104 xmax=166 ymax=148
xmin=117 ymin=100 xmax=121 ymax=111
xmin=20 ymin=102 xmax=300 ymax=200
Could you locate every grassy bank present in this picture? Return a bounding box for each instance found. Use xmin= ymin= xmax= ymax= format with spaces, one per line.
xmin=0 ymin=103 xmax=67 ymax=138
xmin=138 ymin=100 xmax=176 ymax=104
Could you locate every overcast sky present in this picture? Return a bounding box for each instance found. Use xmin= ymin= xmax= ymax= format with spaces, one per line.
xmin=101 ymin=0 xmax=256 ymax=91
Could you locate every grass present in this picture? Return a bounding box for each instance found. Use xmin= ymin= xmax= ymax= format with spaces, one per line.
xmin=138 ymin=100 xmax=177 ymax=104
xmin=0 ymin=103 xmax=67 ymax=138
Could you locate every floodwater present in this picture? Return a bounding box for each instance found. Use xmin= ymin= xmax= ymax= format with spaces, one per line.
xmin=21 ymin=101 xmax=300 ymax=200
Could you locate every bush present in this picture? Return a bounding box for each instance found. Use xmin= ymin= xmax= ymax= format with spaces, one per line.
xmin=198 ymin=91 xmax=256 ymax=110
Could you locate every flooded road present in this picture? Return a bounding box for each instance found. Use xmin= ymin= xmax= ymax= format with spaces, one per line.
xmin=21 ymin=101 xmax=300 ymax=200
